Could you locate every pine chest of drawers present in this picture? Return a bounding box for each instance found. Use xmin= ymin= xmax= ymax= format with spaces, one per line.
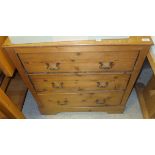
xmin=3 ymin=37 xmax=153 ymax=114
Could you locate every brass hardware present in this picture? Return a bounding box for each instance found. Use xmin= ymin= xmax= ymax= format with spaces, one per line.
xmin=97 ymin=81 xmax=108 ymax=88
xmin=57 ymin=99 xmax=68 ymax=106
xmin=96 ymin=99 xmax=106 ymax=105
xmin=46 ymin=62 xmax=60 ymax=70
xmin=52 ymin=82 xmax=64 ymax=88
xmin=99 ymin=62 xmax=113 ymax=70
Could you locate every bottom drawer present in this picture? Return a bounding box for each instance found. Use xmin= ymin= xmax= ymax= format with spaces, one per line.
xmin=38 ymin=91 xmax=124 ymax=108
xmin=39 ymin=105 xmax=125 ymax=115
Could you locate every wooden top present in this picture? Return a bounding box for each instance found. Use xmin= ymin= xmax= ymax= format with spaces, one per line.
xmin=3 ymin=36 xmax=153 ymax=47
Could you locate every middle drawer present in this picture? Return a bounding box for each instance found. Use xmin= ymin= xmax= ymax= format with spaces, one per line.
xmin=30 ymin=73 xmax=130 ymax=92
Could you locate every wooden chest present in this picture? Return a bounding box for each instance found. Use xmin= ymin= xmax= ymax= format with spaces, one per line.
xmin=3 ymin=37 xmax=153 ymax=115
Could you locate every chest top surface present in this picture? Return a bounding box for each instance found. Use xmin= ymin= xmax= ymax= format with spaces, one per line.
xmin=3 ymin=36 xmax=153 ymax=48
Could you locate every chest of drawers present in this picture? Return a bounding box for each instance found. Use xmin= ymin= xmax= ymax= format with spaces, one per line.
xmin=3 ymin=37 xmax=153 ymax=115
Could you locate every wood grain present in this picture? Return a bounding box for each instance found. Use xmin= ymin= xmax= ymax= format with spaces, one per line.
xmin=38 ymin=91 xmax=124 ymax=114
xmin=4 ymin=48 xmax=43 ymax=106
xmin=6 ymin=72 xmax=28 ymax=110
xmin=30 ymin=74 xmax=130 ymax=92
xmin=3 ymin=37 xmax=152 ymax=115
xmin=3 ymin=36 xmax=153 ymax=47
xmin=0 ymin=88 xmax=25 ymax=119
xmin=121 ymin=46 xmax=151 ymax=106
xmin=147 ymin=52 xmax=155 ymax=75
xmin=0 ymin=76 xmax=11 ymax=91
xmin=39 ymin=105 xmax=125 ymax=115
xmin=18 ymin=50 xmax=139 ymax=73
xmin=0 ymin=36 xmax=15 ymax=77
xmin=0 ymin=110 xmax=7 ymax=119
xmin=143 ymin=75 xmax=155 ymax=118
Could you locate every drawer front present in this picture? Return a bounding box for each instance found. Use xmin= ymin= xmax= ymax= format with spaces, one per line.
xmin=18 ymin=50 xmax=139 ymax=73
xmin=30 ymin=74 xmax=130 ymax=92
xmin=38 ymin=91 xmax=124 ymax=107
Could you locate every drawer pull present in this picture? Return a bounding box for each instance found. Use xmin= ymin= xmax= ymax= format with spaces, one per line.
xmin=57 ymin=100 xmax=68 ymax=106
xmin=97 ymin=82 xmax=108 ymax=88
xmin=46 ymin=62 xmax=60 ymax=70
xmin=52 ymin=82 xmax=64 ymax=88
xmin=99 ymin=62 xmax=113 ymax=70
xmin=96 ymin=99 xmax=106 ymax=105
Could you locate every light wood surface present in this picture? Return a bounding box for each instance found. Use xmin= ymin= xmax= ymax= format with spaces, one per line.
xmin=121 ymin=46 xmax=151 ymax=106
xmin=0 ymin=72 xmax=27 ymax=118
xmin=147 ymin=52 xmax=155 ymax=75
xmin=3 ymin=36 xmax=153 ymax=47
xmin=0 ymin=110 xmax=7 ymax=119
xmin=4 ymin=47 xmax=44 ymax=106
xmin=30 ymin=74 xmax=130 ymax=92
xmin=0 ymin=76 xmax=11 ymax=91
xmin=136 ymin=75 xmax=155 ymax=119
xmin=0 ymin=37 xmax=15 ymax=77
xmin=38 ymin=91 xmax=124 ymax=114
xmin=18 ymin=50 xmax=138 ymax=73
xmin=3 ymin=36 xmax=153 ymax=115
xmin=135 ymin=83 xmax=150 ymax=118
xmin=143 ymin=75 xmax=155 ymax=118
xmin=0 ymin=88 xmax=25 ymax=119
xmin=0 ymin=37 xmax=26 ymax=118
xmin=135 ymin=50 xmax=155 ymax=118
xmin=38 ymin=91 xmax=124 ymax=106
xmin=6 ymin=72 xmax=28 ymax=110
xmin=39 ymin=105 xmax=125 ymax=115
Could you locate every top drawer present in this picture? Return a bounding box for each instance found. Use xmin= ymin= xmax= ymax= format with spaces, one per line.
xmin=17 ymin=47 xmax=139 ymax=73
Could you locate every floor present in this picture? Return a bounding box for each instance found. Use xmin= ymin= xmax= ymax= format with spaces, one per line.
xmin=22 ymin=60 xmax=153 ymax=119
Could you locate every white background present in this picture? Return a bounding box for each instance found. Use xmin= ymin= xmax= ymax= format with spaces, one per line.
xmin=0 ymin=0 xmax=155 ymax=155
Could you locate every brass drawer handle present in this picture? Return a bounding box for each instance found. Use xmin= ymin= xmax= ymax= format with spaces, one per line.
xmin=52 ymin=82 xmax=64 ymax=88
xmin=97 ymin=82 xmax=108 ymax=88
xmin=99 ymin=62 xmax=113 ymax=70
xmin=46 ymin=62 xmax=60 ymax=70
xmin=57 ymin=100 xmax=68 ymax=106
xmin=96 ymin=99 xmax=106 ymax=105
